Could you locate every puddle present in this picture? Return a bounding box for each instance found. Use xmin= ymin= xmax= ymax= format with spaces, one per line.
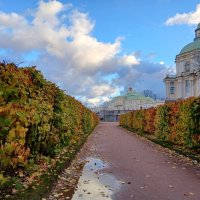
xmin=72 ymin=157 xmax=121 ymax=200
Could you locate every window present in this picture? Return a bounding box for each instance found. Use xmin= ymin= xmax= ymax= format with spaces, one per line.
xmin=185 ymin=61 xmax=190 ymax=72
xmin=185 ymin=80 xmax=190 ymax=94
xmin=170 ymin=81 xmax=174 ymax=86
xmin=170 ymin=81 xmax=175 ymax=94
xmin=170 ymin=87 xmax=175 ymax=94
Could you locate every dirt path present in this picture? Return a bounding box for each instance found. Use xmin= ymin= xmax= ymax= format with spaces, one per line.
xmin=47 ymin=122 xmax=200 ymax=200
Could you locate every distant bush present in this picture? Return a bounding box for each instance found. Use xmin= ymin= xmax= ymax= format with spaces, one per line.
xmin=119 ymin=98 xmax=200 ymax=150
xmin=0 ymin=62 xmax=98 ymax=173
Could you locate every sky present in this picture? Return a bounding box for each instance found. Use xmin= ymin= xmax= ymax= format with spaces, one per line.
xmin=0 ymin=0 xmax=200 ymax=106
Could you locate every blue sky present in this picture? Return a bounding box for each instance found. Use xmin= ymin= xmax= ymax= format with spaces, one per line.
xmin=0 ymin=0 xmax=200 ymax=105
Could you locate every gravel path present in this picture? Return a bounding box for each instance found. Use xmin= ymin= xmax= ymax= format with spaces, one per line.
xmin=48 ymin=122 xmax=200 ymax=200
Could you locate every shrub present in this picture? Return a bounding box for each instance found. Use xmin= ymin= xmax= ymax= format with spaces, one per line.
xmin=0 ymin=62 xmax=98 ymax=173
xmin=120 ymin=98 xmax=200 ymax=150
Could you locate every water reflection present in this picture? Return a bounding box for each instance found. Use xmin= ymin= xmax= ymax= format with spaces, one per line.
xmin=72 ymin=157 xmax=120 ymax=200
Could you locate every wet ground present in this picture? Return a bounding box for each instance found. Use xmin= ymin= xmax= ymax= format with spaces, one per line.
xmin=72 ymin=157 xmax=120 ymax=200
xmin=46 ymin=122 xmax=200 ymax=200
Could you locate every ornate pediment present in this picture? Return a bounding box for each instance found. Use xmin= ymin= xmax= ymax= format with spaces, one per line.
xmin=191 ymin=55 xmax=200 ymax=70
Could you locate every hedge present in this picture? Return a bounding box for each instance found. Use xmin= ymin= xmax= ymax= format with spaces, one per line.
xmin=0 ymin=62 xmax=98 ymax=176
xmin=119 ymin=98 xmax=200 ymax=150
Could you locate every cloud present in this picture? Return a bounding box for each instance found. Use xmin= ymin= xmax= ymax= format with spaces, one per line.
xmin=165 ymin=4 xmax=200 ymax=25
xmin=159 ymin=61 xmax=164 ymax=65
xmin=0 ymin=0 xmax=168 ymax=106
xmin=112 ymin=61 xmax=172 ymax=97
xmin=33 ymin=0 xmax=65 ymax=27
xmin=120 ymin=54 xmax=139 ymax=66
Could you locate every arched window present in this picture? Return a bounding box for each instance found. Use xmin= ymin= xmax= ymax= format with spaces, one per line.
xmin=185 ymin=61 xmax=190 ymax=72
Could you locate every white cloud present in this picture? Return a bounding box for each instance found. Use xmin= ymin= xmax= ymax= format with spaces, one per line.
xmin=70 ymin=10 xmax=94 ymax=35
xmin=159 ymin=61 xmax=164 ymax=65
xmin=120 ymin=54 xmax=139 ymax=67
xmin=0 ymin=12 xmax=27 ymax=28
xmin=91 ymin=84 xmax=119 ymax=97
xmin=0 ymin=0 xmax=167 ymax=106
xmin=165 ymin=4 xmax=200 ymax=25
xmin=79 ymin=96 xmax=111 ymax=107
xmin=33 ymin=0 xmax=65 ymax=27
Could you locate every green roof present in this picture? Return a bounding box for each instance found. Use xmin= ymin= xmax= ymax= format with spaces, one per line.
xmin=179 ymin=23 xmax=200 ymax=54
xmin=112 ymin=91 xmax=154 ymax=102
xmin=180 ymin=38 xmax=200 ymax=54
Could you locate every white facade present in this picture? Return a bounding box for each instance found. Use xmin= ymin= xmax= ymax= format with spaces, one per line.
xmin=91 ymin=88 xmax=164 ymax=121
xmin=106 ymin=94 xmax=163 ymax=111
xmin=92 ymin=88 xmax=163 ymax=112
xmin=164 ymin=24 xmax=200 ymax=101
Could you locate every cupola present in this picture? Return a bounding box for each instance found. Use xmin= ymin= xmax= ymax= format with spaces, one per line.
xmin=180 ymin=23 xmax=200 ymax=54
xmin=195 ymin=23 xmax=200 ymax=40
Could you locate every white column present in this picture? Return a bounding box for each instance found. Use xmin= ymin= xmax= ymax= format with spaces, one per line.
xmin=184 ymin=80 xmax=186 ymax=98
xmin=165 ymin=81 xmax=169 ymax=99
xmin=178 ymin=79 xmax=182 ymax=99
xmin=190 ymin=80 xmax=194 ymax=96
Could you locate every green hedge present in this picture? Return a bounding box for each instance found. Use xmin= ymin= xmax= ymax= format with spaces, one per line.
xmin=120 ymin=98 xmax=200 ymax=150
xmin=0 ymin=62 xmax=98 ymax=173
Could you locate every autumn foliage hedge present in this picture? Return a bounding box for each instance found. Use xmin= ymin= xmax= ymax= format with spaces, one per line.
xmin=119 ymin=99 xmax=200 ymax=150
xmin=0 ymin=62 xmax=98 ymax=173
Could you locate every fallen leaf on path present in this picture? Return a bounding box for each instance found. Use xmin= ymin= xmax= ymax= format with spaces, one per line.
xmin=12 ymin=189 xmax=17 ymax=194
xmin=184 ymin=192 xmax=195 ymax=196
xmin=118 ymin=181 xmax=126 ymax=184
xmin=53 ymin=194 xmax=59 ymax=198
xmin=189 ymin=192 xmax=195 ymax=196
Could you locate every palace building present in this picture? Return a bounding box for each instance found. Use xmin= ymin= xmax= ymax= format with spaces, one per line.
xmin=91 ymin=88 xmax=163 ymax=122
xmin=164 ymin=23 xmax=200 ymax=101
